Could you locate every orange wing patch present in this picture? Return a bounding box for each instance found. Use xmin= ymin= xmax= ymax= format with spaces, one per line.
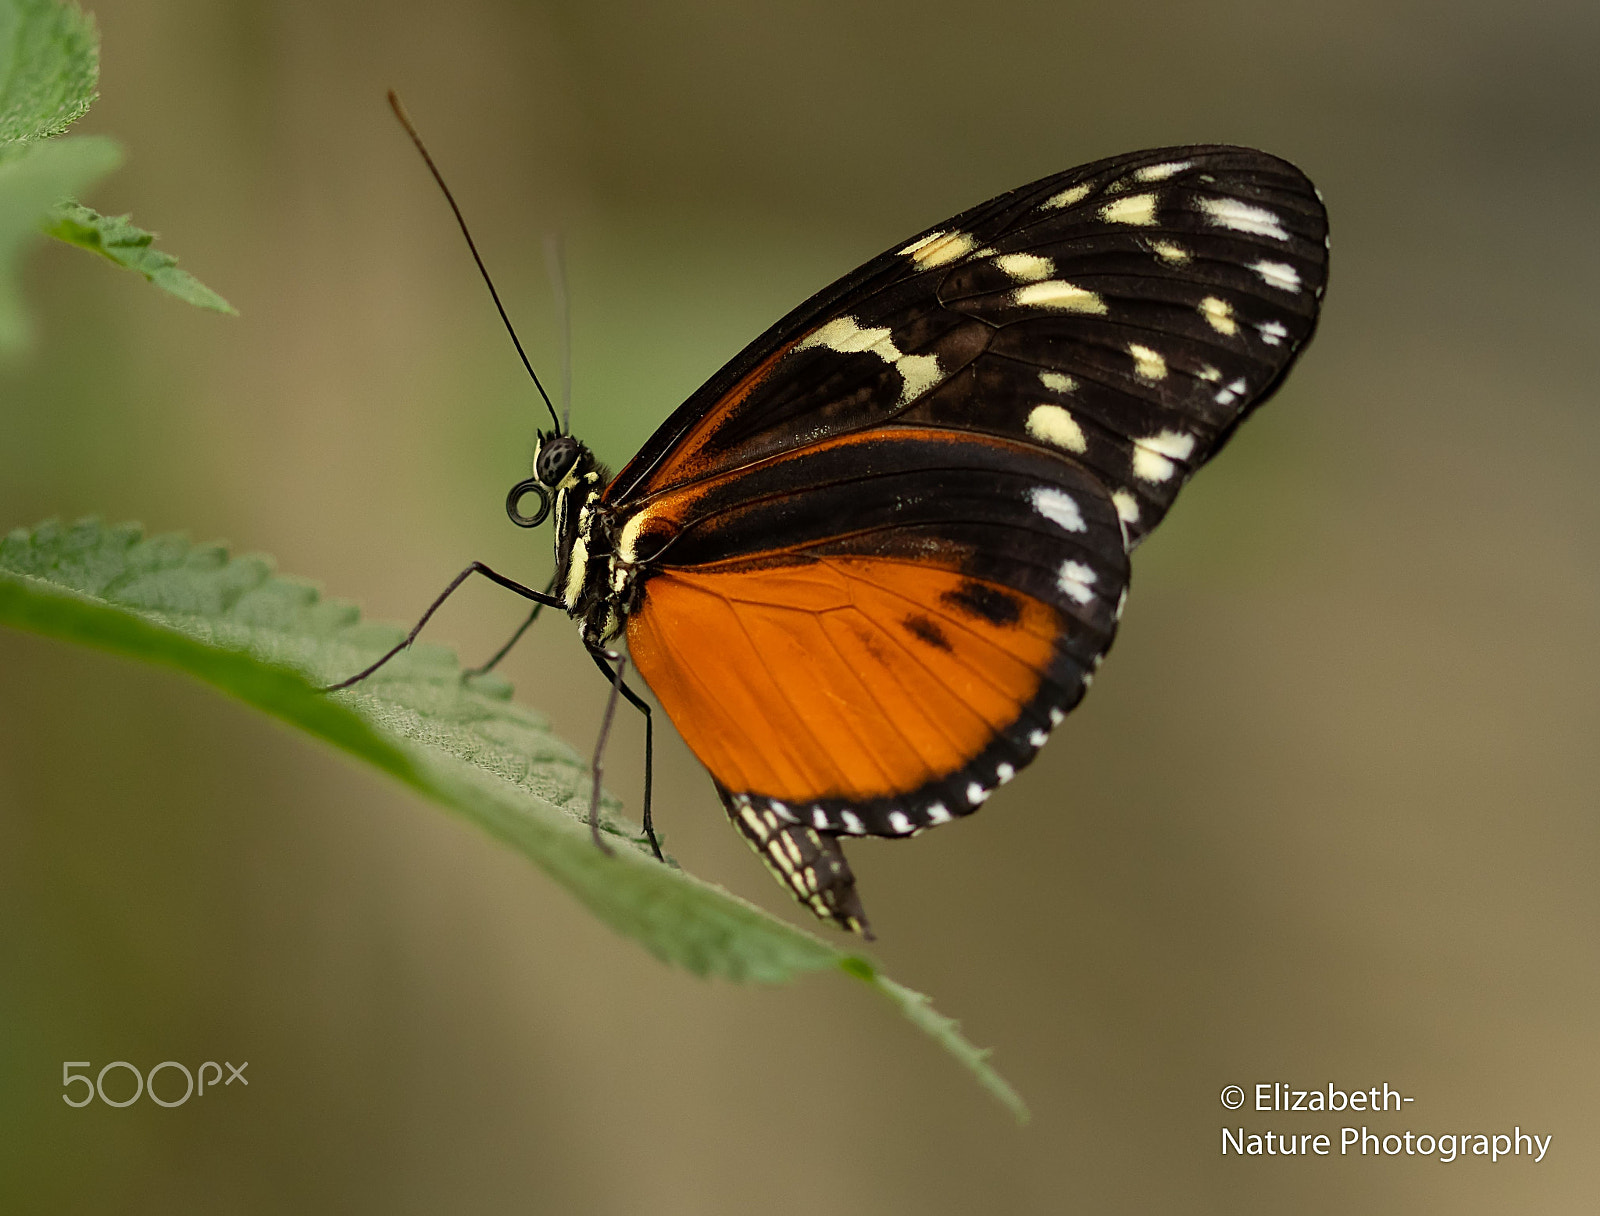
xmin=626 ymin=555 xmax=1062 ymax=807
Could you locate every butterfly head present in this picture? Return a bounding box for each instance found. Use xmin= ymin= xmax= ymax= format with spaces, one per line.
xmin=505 ymin=432 xmax=598 ymax=530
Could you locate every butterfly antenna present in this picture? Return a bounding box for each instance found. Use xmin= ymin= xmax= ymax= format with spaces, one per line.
xmin=387 ymin=90 xmax=561 ymax=434
xmin=542 ymin=233 xmax=573 ymax=433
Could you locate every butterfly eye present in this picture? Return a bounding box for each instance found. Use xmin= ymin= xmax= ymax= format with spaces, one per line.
xmin=535 ymin=435 xmax=581 ymax=486
xmin=505 ymin=478 xmax=551 ymax=528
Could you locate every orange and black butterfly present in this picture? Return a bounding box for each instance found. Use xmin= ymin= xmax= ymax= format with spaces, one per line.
xmin=343 ymin=107 xmax=1328 ymax=939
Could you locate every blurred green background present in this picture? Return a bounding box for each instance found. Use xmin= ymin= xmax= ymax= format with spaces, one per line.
xmin=3 ymin=0 xmax=1597 ymax=1211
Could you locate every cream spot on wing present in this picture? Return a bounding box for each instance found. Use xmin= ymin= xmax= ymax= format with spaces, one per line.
xmin=1039 ymin=371 xmax=1077 ymax=393
xmin=1058 ymin=560 xmax=1097 ymax=604
xmin=1026 ymin=403 xmax=1087 ymax=453
xmin=1112 ymin=488 xmax=1141 ymax=526
xmin=925 ymin=802 xmax=952 ymax=824
xmin=1252 ymin=259 xmax=1301 ymax=291
xmin=901 ymin=229 xmax=977 ymax=267
xmin=797 ymin=315 xmax=891 ymax=355
xmin=796 ymin=314 xmax=942 ymax=405
xmin=1151 ymin=240 xmax=1190 ymax=265
xmin=1199 ymin=295 xmax=1237 ymax=335
xmin=740 ymin=806 xmax=767 ymax=838
xmin=1099 ymin=193 xmax=1158 ymax=226
xmin=1197 ymin=364 xmax=1222 ymax=383
xmin=993 ymin=252 xmax=1055 ymax=282
xmin=1134 ymin=160 xmax=1192 ymax=181
xmin=1196 ymin=196 xmax=1289 ymax=240
xmin=1030 ymin=486 xmax=1087 ymax=532
xmin=1013 ymin=281 xmax=1107 ymax=313
xmin=895 ymin=353 xmax=943 ymax=404
xmin=1042 ymin=183 xmax=1092 ymax=210
xmin=1128 ymin=343 xmax=1167 ymax=380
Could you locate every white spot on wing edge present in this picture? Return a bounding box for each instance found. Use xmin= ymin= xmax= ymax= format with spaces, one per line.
xmin=1111 ymin=488 xmax=1141 ymax=527
xmin=1256 ymin=319 xmax=1289 ymax=346
xmin=1140 ymin=430 xmax=1197 ymax=461
xmin=996 ymin=763 xmax=1016 ymax=784
xmin=1252 ymin=259 xmax=1301 ymax=291
xmin=1026 ymin=404 xmax=1087 ymax=454
xmin=965 ymin=782 xmax=989 ymax=806
xmin=1215 ymin=376 xmax=1249 ymax=406
xmin=1058 ymin=560 xmax=1097 ymax=604
xmin=1029 ymin=486 xmax=1087 ymax=532
xmin=993 ymin=252 xmax=1055 ymax=282
xmin=1099 ymin=193 xmax=1158 ymax=226
xmin=840 ymin=810 xmax=864 ymax=835
xmin=1130 ymin=430 xmax=1196 ymax=484
xmin=1013 ymin=281 xmax=1106 ymax=313
xmin=888 ymin=810 xmax=913 ymax=834
xmin=1196 ymin=196 xmax=1289 ymax=241
xmin=924 ymin=802 xmax=952 ymax=824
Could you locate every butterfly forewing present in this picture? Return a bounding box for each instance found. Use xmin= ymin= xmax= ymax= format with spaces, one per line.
xmin=606 ymin=145 xmax=1327 ymax=542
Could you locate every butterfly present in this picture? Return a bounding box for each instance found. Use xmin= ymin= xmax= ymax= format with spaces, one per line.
xmin=342 ymin=106 xmax=1329 ymax=941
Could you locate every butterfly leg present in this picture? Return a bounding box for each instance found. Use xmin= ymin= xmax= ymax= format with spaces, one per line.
xmin=582 ymin=648 xmax=642 ymax=856
xmin=324 ymin=562 xmax=563 ymax=691
xmin=587 ymin=648 xmax=661 ymax=861
xmin=460 ymin=572 xmax=559 ymax=680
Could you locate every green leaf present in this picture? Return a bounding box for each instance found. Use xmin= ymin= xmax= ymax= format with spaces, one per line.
xmin=0 ymin=0 xmax=98 ymax=144
xmin=0 ymin=517 xmax=1028 ymax=1121
xmin=0 ymin=132 xmax=119 ymax=349
xmin=43 ymin=201 xmax=235 ymax=313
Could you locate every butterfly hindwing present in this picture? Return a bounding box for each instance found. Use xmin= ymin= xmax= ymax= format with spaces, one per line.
xmin=623 ymin=428 xmax=1129 ymax=836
